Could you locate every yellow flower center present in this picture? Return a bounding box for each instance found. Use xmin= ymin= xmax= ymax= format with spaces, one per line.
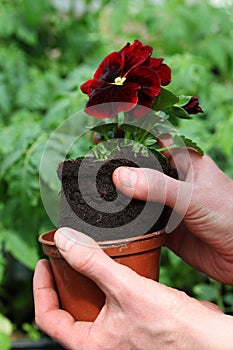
xmin=113 ymin=76 xmax=126 ymax=85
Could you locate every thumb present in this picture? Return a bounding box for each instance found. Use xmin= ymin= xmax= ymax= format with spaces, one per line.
xmin=112 ymin=167 xmax=193 ymax=216
xmin=54 ymin=227 xmax=132 ymax=297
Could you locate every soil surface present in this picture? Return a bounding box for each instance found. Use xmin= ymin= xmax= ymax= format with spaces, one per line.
xmin=57 ymin=152 xmax=177 ymax=241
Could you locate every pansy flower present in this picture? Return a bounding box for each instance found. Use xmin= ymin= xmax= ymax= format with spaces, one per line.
xmin=80 ymin=39 xmax=204 ymax=160
xmin=81 ymin=40 xmax=171 ymax=118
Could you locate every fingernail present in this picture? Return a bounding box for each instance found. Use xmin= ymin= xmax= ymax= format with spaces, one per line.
xmin=55 ymin=227 xmax=77 ymax=252
xmin=118 ymin=167 xmax=137 ymax=188
xmin=54 ymin=227 xmax=98 ymax=252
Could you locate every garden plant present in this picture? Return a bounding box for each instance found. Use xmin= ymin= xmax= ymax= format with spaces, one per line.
xmin=0 ymin=0 xmax=233 ymax=348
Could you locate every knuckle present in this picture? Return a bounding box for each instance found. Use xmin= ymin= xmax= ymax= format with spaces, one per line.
xmin=76 ymin=248 xmax=98 ymax=275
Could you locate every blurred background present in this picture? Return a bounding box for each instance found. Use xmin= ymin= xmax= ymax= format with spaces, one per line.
xmin=0 ymin=0 xmax=233 ymax=348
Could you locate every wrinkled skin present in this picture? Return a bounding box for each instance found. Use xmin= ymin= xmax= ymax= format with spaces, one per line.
xmin=34 ymin=146 xmax=233 ymax=350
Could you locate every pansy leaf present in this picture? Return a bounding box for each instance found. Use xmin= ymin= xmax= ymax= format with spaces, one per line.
xmin=120 ymin=123 xmax=139 ymax=134
xmin=120 ymin=123 xmax=148 ymax=138
xmin=166 ymin=106 xmax=193 ymax=119
xmin=175 ymin=95 xmax=192 ymax=107
xmin=91 ymin=123 xmax=118 ymax=139
xmin=152 ymin=88 xmax=179 ymax=111
xmin=144 ymin=137 xmax=157 ymax=147
xmin=173 ymin=135 xmax=204 ymax=155
xmin=146 ymin=147 xmax=167 ymax=163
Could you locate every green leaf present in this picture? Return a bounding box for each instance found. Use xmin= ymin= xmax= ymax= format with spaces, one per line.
xmin=0 ymin=254 xmax=6 ymax=284
xmin=22 ymin=322 xmax=40 ymax=341
xmin=224 ymin=293 xmax=233 ymax=306
xmin=144 ymin=137 xmax=157 ymax=147
xmin=166 ymin=106 xmax=192 ymax=119
xmin=175 ymin=135 xmax=204 ymax=155
xmin=120 ymin=123 xmax=142 ymax=135
xmin=175 ymin=95 xmax=192 ymax=107
xmin=0 ymin=332 xmax=11 ymax=350
xmin=0 ymin=314 xmax=13 ymax=350
xmin=193 ymin=283 xmax=218 ymax=302
xmin=215 ymin=112 xmax=233 ymax=157
xmin=16 ymin=23 xmax=37 ymax=46
xmin=0 ymin=149 xmax=24 ymax=178
xmin=0 ymin=315 xmax=13 ymax=336
xmin=91 ymin=123 xmax=118 ymax=139
xmin=152 ymin=88 xmax=179 ymax=111
xmin=5 ymin=230 xmax=39 ymax=270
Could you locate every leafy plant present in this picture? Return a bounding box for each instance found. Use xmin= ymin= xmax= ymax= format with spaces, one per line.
xmin=80 ymin=39 xmax=204 ymax=162
xmin=0 ymin=0 xmax=232 ymax=345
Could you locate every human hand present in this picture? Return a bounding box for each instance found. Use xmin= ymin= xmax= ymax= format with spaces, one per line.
xmin=113 ymin=150 xmax=233 ymax=285
xmin=34 ymin=227 xmax=233 ymax=350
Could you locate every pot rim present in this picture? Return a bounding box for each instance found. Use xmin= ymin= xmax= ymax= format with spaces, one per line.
xmin=39 ymin=228 xmax=165 ymax=245
xmin=39 ymin=228 xmax=165 ymax=258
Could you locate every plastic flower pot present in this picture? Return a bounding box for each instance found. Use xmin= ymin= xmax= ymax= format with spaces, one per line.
xmin=39 ymin=229 xmax=165 ymax=322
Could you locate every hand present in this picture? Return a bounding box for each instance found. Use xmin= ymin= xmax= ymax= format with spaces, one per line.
xmin=34 ymin=228 xmax=233 ymax=350
xmin=113 ymin=150 xmax=233 ymax=285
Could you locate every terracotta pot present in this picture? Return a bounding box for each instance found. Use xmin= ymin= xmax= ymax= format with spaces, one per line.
xmin=39 ymin=229 xmax=165 ymax=322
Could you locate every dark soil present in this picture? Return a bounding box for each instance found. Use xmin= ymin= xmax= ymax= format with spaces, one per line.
xmin=57 ymin=152 xmax=177 ymax=241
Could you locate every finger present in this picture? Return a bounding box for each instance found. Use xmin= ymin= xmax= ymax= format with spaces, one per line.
xmin=54 ymin=227 xmax=134 ymax=298
xmin=33 ymin=260 xmax=61 ymax=320
xmin=198 ymin=300 xmax=224 ymax=313
xmin=112 ymin=166 xmax=193 ymax=216
xmin=33 ymin=259 xmax=74 ymax=326
xmin=164 ymin=223 xmax=208 ymax=271
xmin=33 ymin=259 xmax=92 ymax=349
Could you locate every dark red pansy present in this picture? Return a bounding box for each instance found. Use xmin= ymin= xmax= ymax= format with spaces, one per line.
xmin=80 ymin=40 xmax=172 ymax=118
xmin=183 ymin=96 xmax=204 ymax=114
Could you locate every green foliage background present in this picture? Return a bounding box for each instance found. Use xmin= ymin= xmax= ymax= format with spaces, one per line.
xmin=0 ymin=0 xmax=232 ymax=345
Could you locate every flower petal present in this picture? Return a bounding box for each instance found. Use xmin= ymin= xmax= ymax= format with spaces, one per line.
xmin=80 ymin=79 xmax=96 ymax=96
xmin=149 ymin=58 xmax=172 ymax=85
xmin=94 ymin=51 xmax=124 ymax=82
xmin=154 ymin=63 xmax=172 ymax=86
xmin=149 ymin=57 xmax=164 ymax=68
xmin=127 ymin=67 xmax=161 ymax=97
xmin=120 ymin=40 xmax=152 ymax=75
xmin=130 ymin=94 xmax=155 ymax=118
xmin=84 ymin=82 xmax=140 ymax=118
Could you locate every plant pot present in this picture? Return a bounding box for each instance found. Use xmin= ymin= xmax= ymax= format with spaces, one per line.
xmin=39 ymin=228 xmax=165 ymax=322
